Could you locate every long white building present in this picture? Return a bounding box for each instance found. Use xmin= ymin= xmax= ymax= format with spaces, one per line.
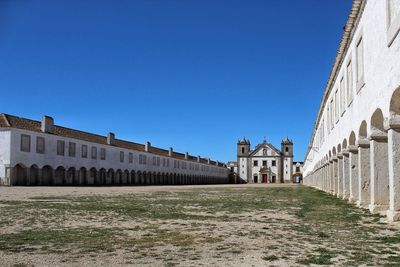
xmin=303 ymin=0 xmax=400 ymax=221
xmin=0 ymin=114 xmax=229 ymax=186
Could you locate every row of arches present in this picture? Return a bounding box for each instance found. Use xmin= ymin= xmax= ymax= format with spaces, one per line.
xmin=305 ymin=88 xmax=400 ymax=222
xmin=10 ymin=165 xmax=228 ymax=186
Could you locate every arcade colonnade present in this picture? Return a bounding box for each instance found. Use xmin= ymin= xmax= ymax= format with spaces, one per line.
xmin=305 ymin=88 xmax=400 ymax=221
xmin=11 ymin=165 xmax=226 ymax=186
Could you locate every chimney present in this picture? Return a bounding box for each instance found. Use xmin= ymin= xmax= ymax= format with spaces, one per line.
xmin=197 ymin=156 xmax=200 ymax=162
xmin=185 ymin=152 xmax=189 ymax=160
xmin=215 ymin=161 xmax=219 ymax=166
xmin=168 ymin=147 xmax=173 ymax=156
xmin=41 ymin=116 xmax=54 ymax=134
xmin=207 ymin=158 xmax=211 ymax=164
xmin=145 ymin=141 xmax=151 ymax=152
xmin=107 ymin=132 xmax=115 ymax=146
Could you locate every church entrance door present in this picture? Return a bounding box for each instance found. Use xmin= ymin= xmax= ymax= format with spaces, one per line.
xmin=262 ymin=174 xmax=268 ymax=183
xmin=271 ymin=176 xmax=276 ymax=183
xmin=253 ymin=175 xmax=258 ymax=183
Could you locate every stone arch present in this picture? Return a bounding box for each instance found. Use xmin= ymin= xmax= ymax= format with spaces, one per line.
xmin=121 ymin=170 xmax=128 ymax=185
xmin=152 ymin=172 xmax=157 ymax=185
xmin=329 ymin=150 xmax=332 ymax=158
xmin=116 ymin=170 xmax=122 ymax=185
xmin=12 ymin=164 xmax=27 ymax=186
xmin=342 ymin=139 xmax=348 ymax=149
xmin=55 ymin=166 xmax=66 ymax=185
xmin=359 ymin=120 xmax=368 ymax=138
xmin=349 ymin=131 xmax=356 ymax=146
xmin=67 ymin=167 xmax=76 ymax=186
xmin=371 ymin=108 xmax=385 ymax=132
xmin=332 ymin=147 xmax=337 ymax=156
xmin=390 ymin=87 xmax=400 ymax=116
xmin=29 ymin=165 xmax=39 ymax=186
xmin=337 ymin=144 xmax=342 ymax=153
xmin=42 ymin=165 xmax=54 ymax=186
xmin=99 ymin=168 xmax=106 ymax=185
xmin=143 ymin=171 xmax=148 ymax=185
xmin=107 ymin=169 xmax=115 ymax=185
xmin=130 ymin=170 xmax=136 ymax=185
xmin=137 ymin=171 xmax=142 ymax=185
xmin=90 ymin=168 xmax=97 ymax=185
xmin=79 ymin=167 xmax=88 ymax=185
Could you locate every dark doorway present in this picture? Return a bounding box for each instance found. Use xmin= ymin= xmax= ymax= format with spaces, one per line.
xmin=253 ymin=175 xmax=258 ymax=183
xmin=272 ymin=176 xmax=276 ymax=183
xmin=262 ymin=174 xmax=268 ymax=183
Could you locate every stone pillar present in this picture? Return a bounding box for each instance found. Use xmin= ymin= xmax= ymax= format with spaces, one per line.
xmin=369 ymin=130 xmax=389 ymax=213
xmin=357 ymin=138 xmax=371 ymax=208
xmin=386 ymin=117 xmax=400 ymax=221
xmin=332 ymin=157 xmax=338 ymax=195
xmin=348 ymin=145 xmax=359 ymax=203
xmin=337 ymin=153 xmax=344 ymax=198
xmin=342 ymin=150 xmax=350 ymax=199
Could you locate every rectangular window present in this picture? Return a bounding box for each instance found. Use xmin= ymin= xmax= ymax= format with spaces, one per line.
xmin=129 ymin=152 xmax=133 ymax=163
xmin=20 ymin=134 xmax=31 ymax=152
xmin=330 ymin=100 xmax=334 ymax=129
xmin=262 ymin=160 xmax=267 ymax=166
xmin=157 ymin=157 xmax=160 ymax=166
xmin=36 ymin=136 xmax=45 ymax=154
xmin=101 ymin=148 xmax=106 ymax=160
xmin=167 ymin=159 xmax=170 ymax=167
xmin=139 ymin=154 xmax=147 ymax=165
xmin=340 ymin=77 xmax=345 ymax=115
xmin=272 ymin=160 xmax=276 ymax=167
xmin=335 ymin=90 xmax=339 ymax=122
xmin=387 ymin=0 xmax=400 ymax=45
xmin=82 ymin=145 xmax=88 ymax=158
xmin=91 ymin=146 xmax=97 ymax=159
xmin=356 ymin=37 xmax=364 ymax=91
xmin=253 ymin=160 xmax=258 ymax=167
xmin=153 ymin=156 xmax=157 ymax=165
xmin=57 ymin=140 xmax=65 ymax=156
xmin=347 ymin=60 xmax=353 ymax=105
xmin=120 ymin=151 xmax=124 ymax=162
xmin=68 ymin=142 xmax=76 ymax=157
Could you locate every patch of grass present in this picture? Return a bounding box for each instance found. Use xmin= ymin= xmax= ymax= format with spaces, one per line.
xmin=377 ymin=236 xmax=400 ymax=244
xmin=298 ymin=248 xmax=334 ymax=265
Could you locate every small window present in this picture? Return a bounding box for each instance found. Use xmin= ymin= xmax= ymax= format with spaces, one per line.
xmin=356 ymin=36 xmax=364 ymax=91
xmin=68 ymin=142 xmax=76 ymax=157
xmin=272 ymin=160 xmax=276 ymax=167
xmin=91 ymin=147 xmax=97 ymax=159
xmin=20 ymin=134 xmax=31 ymax=152
xmin=262 ymin=160 xmax=267 ymax=166
xmin=285 ymin=147 xmax=289 ymax=152
xmin=157 ymin=157 xmax=160 ymax=166
xmin=128 ymin=152 xmax=133 ymax=163
xmin=296 ymin=167 xmax=300 ymax=172
xmin=100 ymin=148 xmax=106 ymax=160
xmin=241 ymin=147 xmax=245 ymax=154
xmin=120 ymin=151 xmax=124 ymax=162
xmin=57 ymin=140 xmax=65 ymax=156
xmin=253 ymin=160 xmax=258 ymax=167
xmin=36 ymin=137 xmax=45 ymax=154
xmin=347 ymin=60 xmax=353 ymax=105
xmin=153 ymin=156 xmax=157 ymax=165
xmin=82 ymin=145 xmax=88 ymax=158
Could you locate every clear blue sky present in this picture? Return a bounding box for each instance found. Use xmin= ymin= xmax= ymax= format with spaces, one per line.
xmin=0 ymin=0 xmax=352 ymax=162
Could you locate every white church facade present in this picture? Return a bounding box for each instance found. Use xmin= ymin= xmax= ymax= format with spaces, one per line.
xmin=237 ymin=138 xmax=294 ymax=183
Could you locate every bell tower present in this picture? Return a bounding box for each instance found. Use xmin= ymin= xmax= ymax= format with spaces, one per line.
xmin=281 ymin=137 xmax=294 ymax=183
xmin=237 ymin=138 xmax=250 ymax=157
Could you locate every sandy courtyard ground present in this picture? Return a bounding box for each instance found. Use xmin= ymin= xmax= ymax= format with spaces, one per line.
xmin=1 ymin=184 xmax=400 ymax=266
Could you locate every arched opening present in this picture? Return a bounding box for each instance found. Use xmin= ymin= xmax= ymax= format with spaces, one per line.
xmin=12 ymin=164 xmax=27 ymax=186
xmin=29 ymin=165 xmax=39 ymax=186
xmin=99 ymin=168 xmax=106 ymax=185
xmin=123 ymin=170 xmax=130 ymax=185
xmin=107 ymin=169 xmax=115 ymax=185
xmin=79 ymin=167 xmax=87 ymax=185
xmin=358 ymin=120 xmax=371 ymax=208
xmin=130 ymin=170 xmax=136 ymax=185
xmin=42 ymin=165 xmax=54 ymax=186
xmin=67 ymin=167 xmax=76 ymax=186
xmin=116 ymin=170 xmax=122 ymax=185
xmin=369 ymin=108 xmax=389 ymax=213
xmin=90 ymin=168 xmax=97 ymax=185
xmin=342 ymin=139 xmax=348 ymax=150
xmin=55 ymin=166 xmax=66 ymax=185
xmin=137 ymin=171 xmax=142 ymax=185
xmin=349 ymin=132 xmax=356 ymax=146
xmin=390 ymin=87 xmax=400 ymax=116
xmin=359 ymin=120 xmax=368 ymax=138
